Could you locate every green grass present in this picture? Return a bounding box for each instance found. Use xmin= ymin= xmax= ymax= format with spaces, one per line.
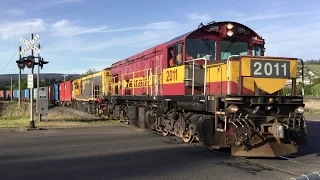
xmin=0 ymin=101 xmax=117 ymax=129
xmin=305 ymin=64 xmax=320 ymax=72
xmin=0 ymin=118 xmax=117 ymax=128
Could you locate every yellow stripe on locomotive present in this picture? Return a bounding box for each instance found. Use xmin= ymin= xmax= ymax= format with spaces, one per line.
xmin=205 ymin=56 xmax=298 ymax=95
xmin=162 ymin=65 xmax=185 ymax=84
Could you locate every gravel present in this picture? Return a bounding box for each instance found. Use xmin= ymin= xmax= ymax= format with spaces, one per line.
xmin=46 ymin=106 xmax=103 ymax=121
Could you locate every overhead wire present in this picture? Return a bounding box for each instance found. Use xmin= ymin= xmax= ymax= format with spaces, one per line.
xmin=0 ymin=49 xmax=19 ymax=73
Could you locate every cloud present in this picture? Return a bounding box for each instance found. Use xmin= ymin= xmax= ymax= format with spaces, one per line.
xmin=238 ymin=10 xmax=320 ymax=22
xmin=46 ymin=21 xmax=183 ymax=53
xmin=0 ymin=19 xmax=46 ymax=40
xmin=35 ymin=0 xmax=82 ymax=7
xmin=262 ymin=22 xmax=320 ymax=59
xmin=3 ymin=9 xmax=25 ymax=16
xmin=187 ymin=13 xmax=212 ymax=23
xmin=51 ymin=19 xmax=108 ymax=37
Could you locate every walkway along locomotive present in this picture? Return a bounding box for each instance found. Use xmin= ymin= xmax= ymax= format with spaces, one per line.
xmin=65 ymin=21 xmax=307 ymax=157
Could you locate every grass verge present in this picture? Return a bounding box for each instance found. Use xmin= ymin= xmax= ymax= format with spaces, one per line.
xmin=304 ymin=100 xmax=320 ymax=114
xmin=0 ymin=119 xmax=117 ymax=128
xmin=0 ymin=101 xmax=115 ymax=129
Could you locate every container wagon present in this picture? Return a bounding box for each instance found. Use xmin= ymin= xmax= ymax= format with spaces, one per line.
xmin=48 ymin=85 xmax=54 ymax=103
xmin=53 ymin=83 xmax=59 ymax=104
xmin=0 ymin=90 xmax=4 ymax=100
xmin=24 ymin=89 xmax=30 ymax=100
xmin=5 ymin=90 xmax=12 ymax=100
xmin=59 ymin=81 xmax=72 ymax=106
xmin=13 ymin=90 xmax=19 ymax=100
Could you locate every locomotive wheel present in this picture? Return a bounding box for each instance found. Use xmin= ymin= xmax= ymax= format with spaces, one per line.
xmin=181 ymin=135 xmax=195 ymax=143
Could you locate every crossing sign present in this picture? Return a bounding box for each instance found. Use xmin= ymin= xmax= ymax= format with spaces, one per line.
xmin=20 ymin=34 xmax=40 ymax=56
xmin=27 ymin=74 xmax=34 ymax=89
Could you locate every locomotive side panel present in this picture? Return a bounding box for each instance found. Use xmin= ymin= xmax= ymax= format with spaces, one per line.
xmin=161 ymin=65 xmax=185 ymax=95
xmin=112 ymin=49 xmax=165 ymax=96
xmin=206 ymin=61 xmax=254 ymax=95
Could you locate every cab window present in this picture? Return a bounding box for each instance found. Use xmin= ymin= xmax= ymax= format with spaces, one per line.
xmin=220 ymin=41 xmax=248 ymax=60
xmin=168 ymin=42 xmax=183 ymax=67
xmin=185 ymin=39 xmax=216 ymax=60
xmin=252 ymin=45 xmax=262 ymax=56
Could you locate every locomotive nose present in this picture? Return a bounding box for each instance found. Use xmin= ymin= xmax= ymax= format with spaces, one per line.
xmin=240 ymin=57 xmax=297 ymax=94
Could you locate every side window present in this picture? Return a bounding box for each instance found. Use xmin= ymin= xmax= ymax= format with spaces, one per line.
xmin=175 ymin=43 xmax=183 ymax=65
xmin=167 ymin=43 xmax=184 ymax=67
xmin=168 ymin=46 xmax=174 ymax=67
xmin=252 ymin=45 xmax=262 ymax=56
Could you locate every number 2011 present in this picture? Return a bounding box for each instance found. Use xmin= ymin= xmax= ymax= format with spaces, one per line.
xmin=253 ymin=62 xmax=288 ymax=76
xmin=166 ymin=69 xmax=178 ymax=81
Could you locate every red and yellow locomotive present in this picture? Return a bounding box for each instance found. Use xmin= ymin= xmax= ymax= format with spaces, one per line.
xmin=71 ymin=21 xmax=307 ymax=157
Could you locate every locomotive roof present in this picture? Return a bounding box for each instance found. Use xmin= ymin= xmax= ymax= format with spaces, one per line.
xmin=111 ymin=21 xmax=262 ymax=67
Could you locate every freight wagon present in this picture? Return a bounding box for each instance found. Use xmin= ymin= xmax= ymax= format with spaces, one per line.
xmin=0 ymin=90 xmax=4 ymax=100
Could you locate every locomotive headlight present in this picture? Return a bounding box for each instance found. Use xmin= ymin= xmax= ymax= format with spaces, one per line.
xmin=227 ymin=104 xmax=239 ymax=113
xmin=227 ymin=23 xmax=234 ymax=29
xmin=227 ymin=30 xmax=233 ymax=36
xmin=295 ymin=106 xmax=304 ymax=114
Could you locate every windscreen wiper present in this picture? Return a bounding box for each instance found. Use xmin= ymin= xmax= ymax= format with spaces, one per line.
xmin=221 ymin=37 xmax=237 ymax=60
xmin=201 ymin=37 xmax=214 ymax=58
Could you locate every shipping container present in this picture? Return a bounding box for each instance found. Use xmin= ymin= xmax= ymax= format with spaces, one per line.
xmin=13 ymin=90 xmax=19 ymax=99
xmin=53 ymin=84 xmax=59 ymax=101
xmin=48 ymin=85 xmax=53 ymax=101
xmin=59 ymin=81 xmax=72 ymax=102
xmin=20 ymin=90 xmax=25 ymax=99
xmin=0 ymin=90 xmax=4 ymax=99
xmin=33 ymin=88 xmax=37 ymax=101
xmin=24 ymin=89 xmax=30 ymax=100
xmin=59 ymin=82 xmax=64 ymax=101
xmin=5 ymin=90 xmax=12 ymax=100
xmin=7 ymin=90 xmax=12 ymax=100
xmin=64 ymin=81 xmax=72 ymax=102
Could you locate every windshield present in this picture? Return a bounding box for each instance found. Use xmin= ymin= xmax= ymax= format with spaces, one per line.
xmin=186 ymin=39 xmax=216 ymax=60
xmin=220 ymin=41 xmax=248 ymax=60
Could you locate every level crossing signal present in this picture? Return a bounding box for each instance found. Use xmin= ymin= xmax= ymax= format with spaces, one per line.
xmin=16 ymin=55 xmax=48 ymax=70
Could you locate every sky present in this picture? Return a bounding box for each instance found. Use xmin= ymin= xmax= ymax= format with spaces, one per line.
xmin=0 ymin=0 xmax=319 ymax=75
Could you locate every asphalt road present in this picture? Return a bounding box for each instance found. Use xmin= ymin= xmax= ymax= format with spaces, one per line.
xmin=0 ymin=120 xmax=319 ymax=180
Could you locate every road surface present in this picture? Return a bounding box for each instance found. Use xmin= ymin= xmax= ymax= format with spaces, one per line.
xmin=0 ymin=120 xmax=318 ymax=180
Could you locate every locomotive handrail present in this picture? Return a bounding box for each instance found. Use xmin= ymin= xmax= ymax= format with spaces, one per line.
xmin=120 ymin=68 xmax=152 ymax=95
xmin=184 ymin=57 xmax=207 ymax=95
xmin=154 ymin=66 xmax=161 ymax=96
xmin=298 ymin=59 xmax=304 ymax=96
xmin=226 ymin=55 xmax=241 ymax=94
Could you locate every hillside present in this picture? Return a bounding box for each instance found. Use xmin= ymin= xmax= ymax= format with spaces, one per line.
xmin=0 ymin=73 xmax=81 ymax=82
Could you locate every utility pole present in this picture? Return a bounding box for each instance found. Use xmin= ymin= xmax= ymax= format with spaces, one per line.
xmin=37 ymin=43 xmax=41 ymax=121
xmin=18 ymin=46 xmax=21 ymax=107
xmin=29 ymin=33 xmax=35 ymax=128
xmin=63 ymin=74 xmax=68 ymax=82
xmin=10 ymin=77 xmax=12 ymax=101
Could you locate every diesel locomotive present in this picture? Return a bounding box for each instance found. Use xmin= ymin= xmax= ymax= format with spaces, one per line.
xmin=67 ymin=21 xmax=307 ymax=157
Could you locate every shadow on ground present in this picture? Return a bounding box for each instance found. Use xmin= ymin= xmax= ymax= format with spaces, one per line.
xmin=293 ymin=120 xmax=320 ymax=157
xmin=0 ymin=144 xmax=274 ymax=180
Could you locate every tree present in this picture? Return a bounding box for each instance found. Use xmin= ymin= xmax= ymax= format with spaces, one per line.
xmin=81 ymin=68 xmax=99 ymax=77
